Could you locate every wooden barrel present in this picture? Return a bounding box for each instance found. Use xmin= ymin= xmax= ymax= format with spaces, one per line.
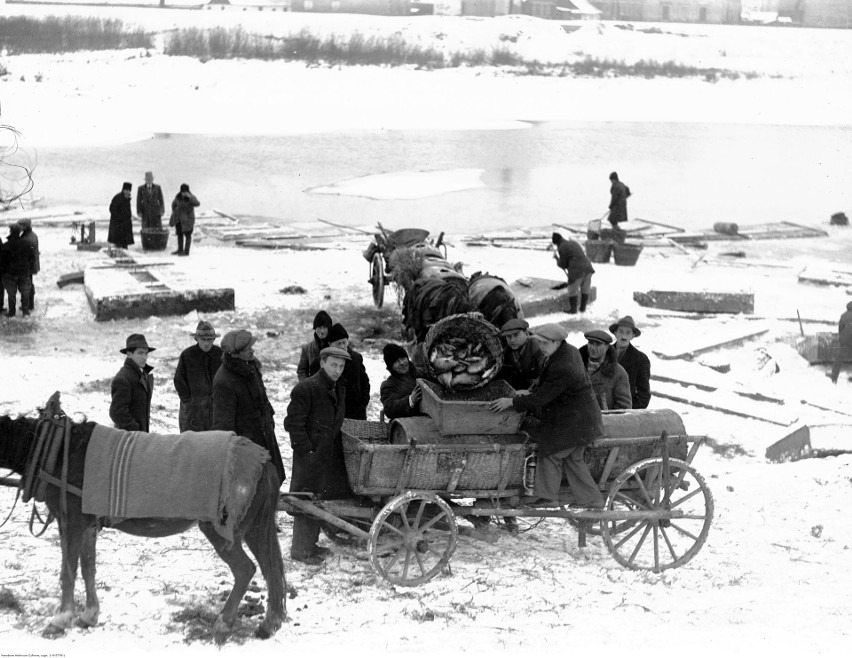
xmin=140 ymin=227 xmax=169 ymax=251
xmin=389 ymin=417 xmax=527 ymax=446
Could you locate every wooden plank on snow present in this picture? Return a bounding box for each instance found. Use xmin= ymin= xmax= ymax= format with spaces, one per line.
xmin=651 ymin=323 xmax=770 ymax=360
xmin=633 ymin=289 xmax=755 ymax=314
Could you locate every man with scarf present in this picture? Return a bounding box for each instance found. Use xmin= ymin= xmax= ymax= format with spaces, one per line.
xmin=110 ymin=334 xmax=155 ymax=432
xmin=379 ymin=343 xmax=425 ymax=420
xmin=174 ymin=320 xmax=223 ymax=432
xmin=578 ymin=329 xmax=632 ymax=411
xmin=212 ymin=330 xmax=286 ymax=486
xmin=297 ymin=310 xmax=333 ymax=381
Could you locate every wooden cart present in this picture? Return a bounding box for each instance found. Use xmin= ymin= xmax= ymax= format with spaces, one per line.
xmin=279 ymin=413 xmax=714 ymax=586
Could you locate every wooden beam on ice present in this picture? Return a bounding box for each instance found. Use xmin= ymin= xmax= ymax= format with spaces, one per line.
xmin=652 ymin=381 xmax=797 ymax=426
xmin=651 ymin=324 xmax=770 ymax=360
xmin=633 ymin=289 xmax=754 ymax=314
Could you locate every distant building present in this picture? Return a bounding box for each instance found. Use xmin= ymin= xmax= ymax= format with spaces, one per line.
xmin=744 ymin=0 xmax=852 ymax=27
xmin=288 ymin=0 xmax=414 ymax=13
xmin=589 ymin=1 xmax=742 ymax=24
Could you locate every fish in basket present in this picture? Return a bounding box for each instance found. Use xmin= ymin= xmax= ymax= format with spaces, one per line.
xmin=423 ymin=312 xmax=504 ymax=391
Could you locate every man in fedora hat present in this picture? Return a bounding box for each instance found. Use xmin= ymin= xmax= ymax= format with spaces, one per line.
xmin=136 ymin=171 xmax=165 ymax=230
xmin=284 ymin=346 xmax=354 ymax=564
xmin=498 ymin=317 xmax=546 ymax=393
xmin=552 ymin=232 xmax=595 ymax=315
xmin=109 ymin=182 xmax=135 ymax=249
xmin=212 ymin=329 xmax=286 ymax=484
xmin=609 ymin=316 xmax=651 ymax=409
xmin=110 ymin=334 xmax=155 ymax=432
xmin=174 ymin=320 xmax=223 ymax=432
xmin=579 ymin=329 xmax=632 ymax=410
xmin=490 ymin=323 xmax=604 ymax=509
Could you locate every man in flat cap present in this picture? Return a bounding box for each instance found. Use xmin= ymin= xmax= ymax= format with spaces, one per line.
xmin=380 ymin=343 xmax=426 ymax=420
xmin=498 ymin=317 xmax=546 ymax=393
xmin=137 ymin=171 xmax=165 ymax=230
xmin=579 ymin=329 xmax=632 ymax=410
xmin=328 ymin=322 xmax=370 ymax=420
xmin=108 ymin=182 xmax=135 ymax=250
xmin=110 ymin=334 xmax=155 ymax=432
xmin=174 ymin=321 xmax=223 ymax=432
xmin=284 ymin=346 xmax=354 ymax=564
xmin=297 ymin=310 xmax=333 ymax=381
xmin=490 ymin=323 xmax=604 ymax=508
xmin=610 ymin=316 xmax=651 ymax=409
xmin=212 ymin=330 xmax=286 ymax=484
xmin=552 ymin=232 xmax=595 ymax=315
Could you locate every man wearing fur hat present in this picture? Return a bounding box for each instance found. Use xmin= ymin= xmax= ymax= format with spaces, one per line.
xmin=498 ymin=318 xmax=546 ymax=393
xmin=579 ymin=329 xmax=632 ymax=410
xmin=285 ymin=346 xmax=354 ymax=564
xmin=297 ymin=310 xmax=333 ymax=381
xmin=136 ymin=171 xmax=165 ymax=230
xmin=212 ymin=330 xmax=286 ymax=484
xmin=380 ymin=343 xmax=426 ymax=420
xmin=16 ymin=218 xmax=39 ymax=314
xmin=829 ymin=301 xmax=852 ymax=384
xmin=110 ymin=334 xmax=155 ymax=432
xmin=610 ymin=316 xmax=651 ymax=409
xmin=328 ymin=322 xmax=370 ymax=420
xmin=174 ymin=321 xmax=223 ymax=432
xmin=552 ymin=232 xmax=595 ymax=315
xmin=170 ymin=183 xmax=200 ymax=256
xmin=108 ymin=182 xmax=135 ymax=249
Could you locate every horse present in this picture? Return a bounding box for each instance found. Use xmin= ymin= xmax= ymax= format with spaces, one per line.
xmin=468 ymin=272 xmax=524 ymax=329
xmin=0 ymin=393 xmax=286 ymax=644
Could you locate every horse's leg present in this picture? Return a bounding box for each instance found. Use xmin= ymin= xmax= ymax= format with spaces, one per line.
xmin=76 ymin=521 xmax=100 ymax=628
xmin=198 ymin=522 xmax=256 ymax=645
xmin=243 ymin=509 xmax=287 ymax=639
xmin=43 ymin=505 xmax=83 ymax=637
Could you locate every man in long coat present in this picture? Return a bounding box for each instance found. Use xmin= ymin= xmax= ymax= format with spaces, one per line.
xmin=2 ymin=223 xmax=33 ymax=317
xmin=212 ymin=329 xmax=286 ymax=485
xmin=608 ymin=171 xmax=631 ymax=228
xmin=110 ymin=334 xmax=155 ymax=432
xmin=380 ymin=343 xmax=425 ymax=420
xmin=609 ymin=316 xmax=652 ymax=409
xmin=297 ymin=310 xmax=332 ymax=381
xmin=579 ymin=329 xmax=632 ymax=411
xmin=490 ymin=324 xmax=604 ymax=508
xmin=498 ymin=318 xmax=546 ymax=393
xmin=829 ymin=301 xmax=852 ymax=383
xmin=327 ymin=322 xmax=370 ymax=420
xmin=108 ymin=182 xmax=135 ymax=249
xmin=169 ymin=183 xmax=200 ymax=256
xmin=16 ymin=218 xmax=39 ymax=313
xmin=136 ymin=171 xmax=165 ymax=230
xmin=174 ymin=320 xmax=223 ymax=432
xmin=552 ymin=232 xmax=595 ymax=314
xmin=284 ymin=346 xmax=353 ymax=564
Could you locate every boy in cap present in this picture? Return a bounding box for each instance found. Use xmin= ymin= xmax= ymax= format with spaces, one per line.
xmin=498 ymin=317 xmax=546 ymax=393
xmin=610 ymin=316 xmax=651 ymax=409
xmin=174 ymin=320 xmax=223 ymax=432
xmin=551 ymin=232 xmax=595 ymax=315
xmin=579 ymin=329 xmax=631 ymax=410
xmin=284 ymin=346 xmax=353 ymax=564
xmin=380 ymin=343 xmax=425 ymax=420
xmin=327 ymin=322 xmax=370 ymax=420
xmin=212 ymin=330 xmax=286 ymax=484
xmin=490 ymin=323 xmax=604 ymax=509
xmin=108 ymin=182 xmax=135 ymax=249
xmin=297 ymin=310 xmax=333 ymax=381
xmin=110 ymin=334 xmax=155 ymax=432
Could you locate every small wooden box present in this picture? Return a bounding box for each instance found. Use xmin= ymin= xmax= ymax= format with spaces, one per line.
xmin=418 ymin=378 xmax=525 ymax=436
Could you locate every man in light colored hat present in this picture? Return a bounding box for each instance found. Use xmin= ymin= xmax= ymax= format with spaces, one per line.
xmin=110 ymin=334 xmax=155 ymax=432
xmin=212 ymin=330 xmax=286 ymax=484
xmin=284 ymin=345 xmax=354 ymax=564
xmin=136 ymin=171 xmax=165 ymax=230
xmin=609 ymin=316 xmax=651 ymax=409
xmin=174 ymin=321 xmax=223 ymax=432
xmin=579 ymin=329 xmax=631 ymax=410
xmin=498 ymin=317 xmax=546 ymax=393
xmin=490 ymin=323 xmax=605 ymax=508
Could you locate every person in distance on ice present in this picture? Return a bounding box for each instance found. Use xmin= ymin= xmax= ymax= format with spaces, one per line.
xmin=552 ymin=232 xmax=595 ymax=315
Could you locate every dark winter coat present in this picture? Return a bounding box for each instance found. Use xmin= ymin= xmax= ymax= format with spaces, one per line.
xmin=297 ymin=334 xmax=327 ymax=381
xmin=609 ymin=179 xmax=631 ymax=224
xmin=341 ymin=347 xmax=370 ymax=420
xmin=839 ymin=306 xmax=852 ymax=348
xmin=174 ymin=343 xmax=223 ymax=432
xmin=616 ymin=343 xmax=652 ymax=410
xmin=512 ymin=341 xmax=603 ymax=455
xmin=136 ymin=183 xmax=165 ymax=229
xmin=500 ymin=336 xmax=547 ymax=391
xmin=284 ymin=369 xmax=352 ymax=500
xmin=108 ymin=192 xmax=135 ymax=246
xmin=1 ymin=232 xmax=34 ymax=277
xmin=579 ymin=344 xmax=632 ymax=411
xmin=109 ymin=358 xmax=154 ymax=433
xmin=380 ymin=364 xmax=425 ymax=420
xmin=212 ymin=355 xmax=286 ymax=484
xmin=555 ymin=237 xmax=595 ymax=284
xmin=18 ymin=227 xmax=39 ymax=275
xmin=170 ymin=191 xmax=200 ymax=233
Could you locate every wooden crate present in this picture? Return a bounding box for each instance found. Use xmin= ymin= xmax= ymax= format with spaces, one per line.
xmin=418 ymin=378 xmax=525 ymax=435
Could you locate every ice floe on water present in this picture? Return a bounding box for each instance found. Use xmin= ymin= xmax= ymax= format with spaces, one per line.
xmin=306 ymin=168 xmax=486 ymax=200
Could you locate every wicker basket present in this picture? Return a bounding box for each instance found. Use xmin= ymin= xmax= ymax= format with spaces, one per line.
xmin=613 ymin=242 xmax=643 ymax=266
xmin=341 ymin=419 xmax=528 ymax=496
xmin=585 ymin=239 xmax=612 ymax=263
xmin=422 ymin=312 xmax=503 ymax=389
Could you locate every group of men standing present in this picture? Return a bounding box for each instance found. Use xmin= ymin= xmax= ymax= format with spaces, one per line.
xmin=0 ymin=217 xmax=39 ymax=318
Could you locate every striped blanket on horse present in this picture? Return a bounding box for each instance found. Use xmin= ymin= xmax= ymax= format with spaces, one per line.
xmin=81 ymin=425 xmax=269 ymax=543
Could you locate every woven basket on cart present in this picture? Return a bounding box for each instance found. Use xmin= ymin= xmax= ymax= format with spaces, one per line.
xmin=422 ymin=312 xmax=503 ymax=390
xmin=341 ymin=419 xmax=528 ymax=496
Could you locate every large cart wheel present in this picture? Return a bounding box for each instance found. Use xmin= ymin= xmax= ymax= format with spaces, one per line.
xmin=368 ymin=492 xmax=457 ymax=586
xmin=370 ymin=252 xmax=385 ymax=308
xmin=601 ymin=458 xmax=713 ymax=572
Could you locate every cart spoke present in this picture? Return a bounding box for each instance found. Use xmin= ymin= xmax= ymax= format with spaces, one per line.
xmin=667 ymin=520 xmax=700 ymax=542
xmin=382 ymin=546 xmax=402 ymax=571
xmin=669 ymin=486 xmax=702 ymax=508
xmin=420 ymin=511 xmax=449 ymax=532
xmin=632 ymin=473 xmax=655 ymax=508
xmin=652 ymin=525 xmax=660 ymax=571
xmin=414 ymin=551 xmax=428 ymax=577
xmin=379 ymin=520 xmax=405 ymax=537
xmin=614 ymin=519 xmax=648 ymax=551
xmin=659 ymin=525 xmax=678 ymax=561
xmin=613 ymin=490 xmax=650 ymax=511
xmin=628 ymin=523 xmax=652 ymax=564
xmin=399 ymin=506 xmax=412 ymax=531
xmin=413 ymin=500 xmax=427 ymax=528
xmin=401 ymin=547 xmax=413 ymax=580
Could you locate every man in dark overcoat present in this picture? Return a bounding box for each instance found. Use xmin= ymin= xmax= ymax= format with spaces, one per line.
xmin=174 ymin=320 xmax=223 ymax=432
xmin=609 ymin=316 xmax=651 ymax=409
xmin=108 ymin=182 xmax=135 ymax=249
xmin=16 ymin=218 xmax=39 ymax=313
xmin=110 ymin=334 xmax=155 ymax=432
xmin=136 ymin=171 xmax=165 ymax=230
xmin=169 ymin=183 xmax=200 ymax=256
xmin=552 ymin=232 xmax=595 ymax=315
xmin=829 ymin=301 xmax=852 ymax=383
xmin=297 ymin=310 xmax=332 ymax=381
xmin=579 ymin=329 xmax=632 ymax=411
xmin=1 ymin=223 xmax=33 ymax=318
xmin=498 ymin=318 xmax=546 ymax=393
xmin=490 ymin=324 xmax=604 ymax=508
xmin=327 ymin=322 xmax=370 ymax=420
xmin=380 ymin=343 xmax=425 ymax=420
xmin=608 ymin=171 xmax=631 ymax=228
xmin=284 ymin=346 xmax=353 ymax=564
xmin=211 ymin=329 xmax=286 ymax=485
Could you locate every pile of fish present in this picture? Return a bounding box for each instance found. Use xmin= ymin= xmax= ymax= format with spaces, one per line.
xmin=429 ymin=337 xmax=498 ymax=390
